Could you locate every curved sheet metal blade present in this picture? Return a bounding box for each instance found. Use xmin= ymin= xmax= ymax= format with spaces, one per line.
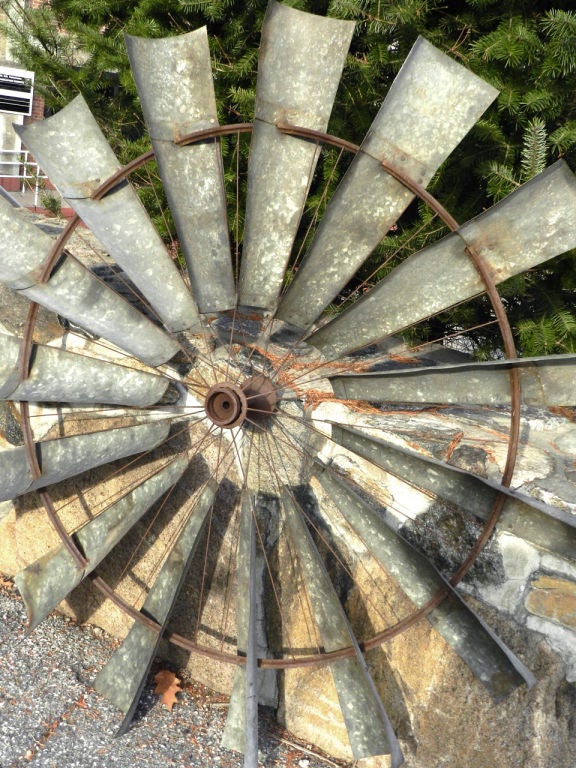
xmin=0 ymin=330 xmax=170 ymax=406
xmin=221 ymin=491 xmax=259 ymax=764
xmin=313 ymin=466 xmax=536 ymax=699
xmin=14 ymin=455 xmax=189 ymax=631
xmin=14 ymin=96 xmax=200 ymax=333
xmin=281 ymin=487 xmax=403 ymax=765
xmin=0 ymin=197 xmax=179 ymax=366
xmin=93 ymin=481 xmax=216 ymax=729
xmin=309 ymin=161 xmax=576 ymax=359
xmin=331 ymin=423 xmax=576 ymax=559
xmin=125 ymin=30 xmax=235 ymax=313
xmin=329 ymin=354 xmax=576 ymax=408
xmin=0 ymin=421 xmax=171 ymax=502
xmin=277 ymin=36 xmax=498 ymax=329
xmin=238 ymin=1 xmax=354 ymax=310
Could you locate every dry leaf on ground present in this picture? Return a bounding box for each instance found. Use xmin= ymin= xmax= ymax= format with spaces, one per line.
xmin=154 ymin=670 xmax=182 ymax=712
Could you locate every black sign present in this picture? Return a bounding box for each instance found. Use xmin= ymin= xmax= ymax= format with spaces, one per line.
xmin=0 ymin=73 xmax=33 ymax=93
xmin=0 ymin=67 xmax=35 ymax=115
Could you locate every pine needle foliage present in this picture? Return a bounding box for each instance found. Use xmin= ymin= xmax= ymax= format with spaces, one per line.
xmin=2 ymin=0 xmax=576 ymax=355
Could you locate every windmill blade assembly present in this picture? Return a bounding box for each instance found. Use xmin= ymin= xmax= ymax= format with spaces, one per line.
xmin=2 ymin=2 xmax=576 ymax=766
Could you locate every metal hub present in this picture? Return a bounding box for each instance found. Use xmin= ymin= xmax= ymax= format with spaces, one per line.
xmin=205 ymin=383 xmax=247 ymax=428
xmin=241 ymin=374 xmax=277 ymax=423
xmin=205 ymin=375 xmax=277 ymax=429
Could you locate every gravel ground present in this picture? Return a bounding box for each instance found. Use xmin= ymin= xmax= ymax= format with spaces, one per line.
xmin=0 ymin=579 xmax=347 ymax=768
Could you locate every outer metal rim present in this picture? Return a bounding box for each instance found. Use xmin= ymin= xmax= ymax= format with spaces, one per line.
xmin=16 ymin=121 xmax=521 ymax=669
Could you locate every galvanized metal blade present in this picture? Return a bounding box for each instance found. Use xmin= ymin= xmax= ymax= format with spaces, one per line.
xmin=94 ymin=481 xmax=216 ymax=731
xmin=0 ymin=197 xmax=180 ymax=366
xmin=309 ymin=160 xmax=576 ymax=359
xmin=14 ymin=96 xmax=199 ymax=333
xmin=329 ymin=354 xmax=576 ymax=408
xmin=313 ymin=465 xmax=536 ymax=699
xmin=0 ymin=330 xmax=171 ymax=406
xmin=14 ymin=455 xmax=189 ymax=631
xmin=0 ymin=421 xmax=171 ymax=502
xmin=277 ymin=36 xmax=498 ymax=329
xmin=125 ymin=30 xmax=235 ymax=313
xmin=237 ymin=1 xmax=354 ymax=310
xmin=221 ymin=491 xmax=259 ymax=765
xmin=281 ymin=487 xmax=403 ymax=765
xmin=331 ymin=423 xmax=576 ymax=559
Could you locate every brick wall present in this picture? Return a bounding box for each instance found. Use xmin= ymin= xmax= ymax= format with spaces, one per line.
xmin=29 ymin=92 xmax=45 ymax=121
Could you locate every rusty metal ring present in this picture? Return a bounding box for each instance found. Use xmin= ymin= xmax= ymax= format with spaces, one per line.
xmin=18 ymin=121 xmax=521 ymax=668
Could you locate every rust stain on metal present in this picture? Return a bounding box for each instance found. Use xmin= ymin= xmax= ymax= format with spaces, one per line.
xmin=444 ymin=431 xmax=464 ymax=462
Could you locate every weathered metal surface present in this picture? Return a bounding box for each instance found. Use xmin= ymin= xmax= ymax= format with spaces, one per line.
xmin=221 ymin=491 xmax=259 ymax=765
xmin=94 ymin=482 xmax=215 ymax=726
xmin=0 ymin=331 xmax=170 ymax=406
xmin=14 ymin=456 xmax=189 ymax=631
xmin=330 ymin=354 xmax=576 ymax=407
xmin=0 ymin=421 xmax=171 ymax=502
xmin=309 ymin=161 xmax=576 ymax=359
xmin=15 ymin=96 xmax=200 ymax=332
xmin=27 ymin=258 xmax=180 ymax=367
xmin=238 ymin=1 xmax=354 ymax=310
xmin=331 ymin=424 xmax=576 ymax=558
xmin=0 ymin=197 xmax=180 ymax=366
xmin=126 ymin=31 xmax=235 ymax=313
xmin=277 ymin=36 xmax=498 ymax=329
xmin=314 ymin=466 xmax=536 ymax=699
xmin=281 ymin=488 xmax=403 ymax=764
xmin=0 ymin=332 xmax=23 ymax=399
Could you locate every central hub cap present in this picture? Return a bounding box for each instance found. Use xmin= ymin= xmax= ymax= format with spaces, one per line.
xmin=204 ymin=375 xmax=277 ymax=429
xmin=205 ymin=383 xmax=247 ymax=428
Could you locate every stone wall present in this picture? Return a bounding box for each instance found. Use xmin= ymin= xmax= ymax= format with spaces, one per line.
xmin=301 ymin=400 xmax=576 ymax=765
